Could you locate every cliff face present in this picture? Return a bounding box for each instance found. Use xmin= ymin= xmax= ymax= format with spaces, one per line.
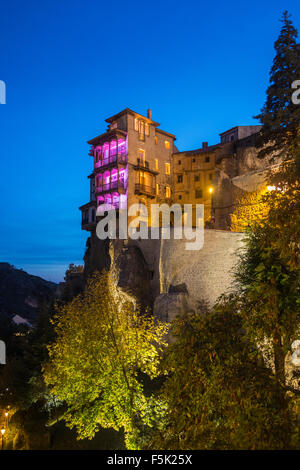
xmin=0 ymin=263 xmax=57 ymax=323
xmin=83 ymin=230 xmax=244 ymax=320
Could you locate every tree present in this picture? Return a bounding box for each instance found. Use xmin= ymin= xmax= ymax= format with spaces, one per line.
xmin=255 ymin=11 xmax=300 ymax=268
xmin=43 ymin=271 xmax=168 ymax=449
xmin=240 ymin=11 xmax=300 ymax=392
xmin=147 ymin=301 xmax=295 ymax=450
xmin=256 ymin=11 xmax=300 ymax=160
xmin=236 ymin=227 xmax=300 ymax=396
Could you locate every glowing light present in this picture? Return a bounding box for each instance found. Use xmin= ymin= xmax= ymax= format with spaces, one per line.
xmin=1 ymin=429 xmax=5 ymax=435
xmin=4 ymin=412 xmax=8 ymax=417
xmin=267 ymin=185 xmax=276 ymax=191
xmin=209 ymin=187 xmax=213 ymax=194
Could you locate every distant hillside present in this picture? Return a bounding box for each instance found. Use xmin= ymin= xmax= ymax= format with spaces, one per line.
xmin=0 ymin=263 xmax=57 ymax=323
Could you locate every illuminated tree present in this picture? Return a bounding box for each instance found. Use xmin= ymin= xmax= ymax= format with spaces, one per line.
xmin=43 ymin=271 xmax=168 ymax=449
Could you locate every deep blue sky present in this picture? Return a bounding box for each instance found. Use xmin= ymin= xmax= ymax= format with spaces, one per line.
xmin=0 ymin=0 xmax=299 ymax=282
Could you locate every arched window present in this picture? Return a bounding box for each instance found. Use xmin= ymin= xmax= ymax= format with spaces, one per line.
xmin=103 ymin=143 xmax=109 ymax=162
xmin=110 ymin=140 xmax=117 ymax=158
xmin=110 ymin=168 xmax=118 ymax=189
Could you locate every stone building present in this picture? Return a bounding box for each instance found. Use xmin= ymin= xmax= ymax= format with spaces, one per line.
xmin=79 ymin=108 xmax=177 ymax=229
xmin=172 ymin=143 xmax=217 ymax=225
xmin=172 ymin=125 xmax=267 ymax=228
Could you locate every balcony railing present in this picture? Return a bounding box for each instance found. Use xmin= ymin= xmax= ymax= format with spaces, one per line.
xmin=95 ymin=153 xmax=127 ymax=169
xmin=95 ymin=180 xmax=126 ymax=194
xmin=134 ymin=183 xmax=156 ymax=197
xmin=134 ymin=159 xmax=158 ymax=175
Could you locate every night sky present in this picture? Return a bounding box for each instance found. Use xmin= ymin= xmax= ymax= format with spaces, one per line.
xmin=0 ymin=0 xmax=299 ymax=282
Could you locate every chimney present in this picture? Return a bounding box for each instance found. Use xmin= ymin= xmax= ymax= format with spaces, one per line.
xmin=202 ymin=142 xmax=208 ymax=149
xmin=147 ymin=109 xmax=152 ymax=120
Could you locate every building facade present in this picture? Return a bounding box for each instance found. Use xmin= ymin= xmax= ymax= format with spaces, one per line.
xmin=79 ymin=108 xmax=177 ymax=230
xmin=80 ymin=109 xmax=276 ymax=233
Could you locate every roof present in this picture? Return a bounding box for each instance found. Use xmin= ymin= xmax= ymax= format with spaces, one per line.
xmin=87 ymin=128 xmax=127 ymax=146
xmin=219 ymin=125 xmax=262 ymax=136
xmin=155 ymin=128 xmax=176 ymax=139
xmin=173 ymin=144 xmax=220 ymax=157
xmin=105 ymin=107 xmax=160 ymax=127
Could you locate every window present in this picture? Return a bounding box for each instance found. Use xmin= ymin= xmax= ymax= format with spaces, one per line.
xmin=192 ymin=158 xmax=196 ymax=163
xmin=138 ymin=149 xmax=145 ymax=165
xmin=155 ymin=136 xmax=158 ymax=144
xmin=195 ymin=189 xmax=203 ymax=199
xmin=165 ymin=141 xmax=170 ymax=149
xmin=209 ymin=173 xmax=213 ymax=181
xmin=177 ymin=175 xmax=183 ymax=183
xmin=194 ymin=174 xmax=200 ymax=182
xmin=166 ymin=186 xmax=171 ymax=198
xmin=205 ymin=156 xmax=210 ymax=163
xmin=178 ymin=195 xmax=182 ymax=200
xmin=135 ymin=119 xmax=147 ymax=140
xmin=165 ymin=163 xmax=171 ymax=175
xmin=156 ymin=183 xmax=159 ymax=195
xmin=178 ymin=160 xmax=181 ymax=165
xmin=155 ymin=159 xmax=159 ymax=171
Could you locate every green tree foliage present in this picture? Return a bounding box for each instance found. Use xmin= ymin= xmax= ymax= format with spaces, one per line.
xmin=147 ymin=302 xmax=295 ymax=450
xmin=255 ymin=11 xmax=300 ymax=267
xmin=43 ymin=271 xmax=169 ymax=449
xmin=256 ymin=11 xmax=300 ymax=160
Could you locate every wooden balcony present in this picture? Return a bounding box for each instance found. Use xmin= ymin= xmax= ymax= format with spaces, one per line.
xmin=133 ymin=159 xmax=158 ymax=175
xmin=94 ymin=153 xmax=127 ymax=171
xmin=134 ymin=183 xmax=156 ymax=198
xmin=95 ymin=180 xmax=127 ymax=194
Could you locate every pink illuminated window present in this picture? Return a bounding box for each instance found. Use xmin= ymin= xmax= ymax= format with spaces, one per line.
xmin=118 ymin=139 xmax=126 ymax=155
xmin=103 ymin=143 xmax=109 ymax=160
xmin=110 ymin=140 xmax=117 ymax=156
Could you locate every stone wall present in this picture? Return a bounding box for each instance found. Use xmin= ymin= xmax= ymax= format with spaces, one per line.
xmin=84 ymin=228 xmax=244 ymax=321
xmin=126 ymin=229 xmax=244 ymax=320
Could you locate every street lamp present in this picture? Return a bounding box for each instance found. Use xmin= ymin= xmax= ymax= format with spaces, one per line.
xmin=1 ymin=428 xmax=5 ymax=450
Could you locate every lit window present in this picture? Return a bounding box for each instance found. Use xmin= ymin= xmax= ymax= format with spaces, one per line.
xmin=166 ymin=186 xmax=171 ymax=198
xmin=165 ymin=141 xmax=170 ymax=149
xmin=145 ymin=123 xmax=149 ymax=136
xmin=155 ymin=136 xmax=158 ymax=144
xmin=156 ymin=183 xmax=159 ymax=195
xmin=155 ymin=159 xmax=159 ymax=171
xmin=165 ymin=163 xmax=171 ymax=175
xmin=134 ymin=118 xmax=138 ymax=131
xmin=139 ymin=120 xmax=145 ymax=134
